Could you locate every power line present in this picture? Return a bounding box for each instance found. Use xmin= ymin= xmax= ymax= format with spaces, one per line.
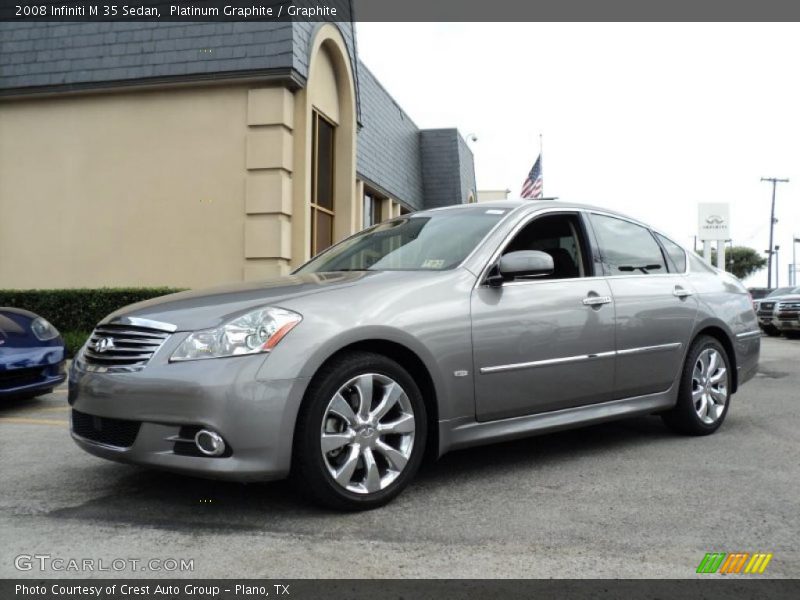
xmin=760 ymin=177 xmax=789 ymax=288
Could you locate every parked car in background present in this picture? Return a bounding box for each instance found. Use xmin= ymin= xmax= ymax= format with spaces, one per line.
xmin=0 ymin=308 xmax=66 ymax=399
xmin=748 ymin=287 xmax=774 ymax=302
xmin=756 ymin=287 xmax=800 ymax=336
xmin=775 ymin=292 xmax=800 ymax=339
xmin=69 ymin=201 xmax=760 ymax=510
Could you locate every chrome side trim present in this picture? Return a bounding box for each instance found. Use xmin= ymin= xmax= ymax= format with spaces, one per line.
xmin=480 ymin=351 xmax=616 ymax=374
xmin=105 ymin=316 xmax=178 ymax=333
xmin=735 ymin=330 xmax=762 ymax=339
xmin=615 ymin=342 xmax=683 ymax=356
xmin=480 ymin=342 xmax=682 ymax=374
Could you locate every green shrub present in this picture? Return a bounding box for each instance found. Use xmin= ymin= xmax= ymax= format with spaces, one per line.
xmin=0 ymin=288 xmax=185 ymax=357
xmin=61 ymin=330 xmax=92 ymax=358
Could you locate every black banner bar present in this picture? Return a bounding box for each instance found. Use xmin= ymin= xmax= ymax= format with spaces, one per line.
xmin=3 ymin=579 xmax=800 ymax=600
xmin=4 ymin=0 xmax=800 ymax=22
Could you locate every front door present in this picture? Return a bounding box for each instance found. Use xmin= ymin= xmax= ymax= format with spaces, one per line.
xmin=471 ymin=212 xmax=617 ymax=422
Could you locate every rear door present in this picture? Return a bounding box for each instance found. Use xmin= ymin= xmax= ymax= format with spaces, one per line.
xmin=588 ymin=213 xmax=698 ymax=398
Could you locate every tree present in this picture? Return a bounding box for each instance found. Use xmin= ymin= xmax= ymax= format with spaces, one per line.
xmin=708 ymin=246 xmax=767 ymax=280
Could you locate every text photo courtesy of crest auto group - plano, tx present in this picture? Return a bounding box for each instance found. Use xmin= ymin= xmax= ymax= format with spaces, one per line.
xmin=0 ymin=1 xmax=799 ymax=599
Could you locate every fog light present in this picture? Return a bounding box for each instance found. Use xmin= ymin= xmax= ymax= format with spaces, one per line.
xmin=194 ymin=430 xmax=226 ymax=457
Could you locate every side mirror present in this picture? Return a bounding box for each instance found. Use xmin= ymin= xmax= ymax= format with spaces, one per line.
xmin=495 ymin=250 xmax=554 ymax=283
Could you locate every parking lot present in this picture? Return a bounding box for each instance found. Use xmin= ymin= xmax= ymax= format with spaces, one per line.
xmin=0 ymin=336 xmax=797 ymax=579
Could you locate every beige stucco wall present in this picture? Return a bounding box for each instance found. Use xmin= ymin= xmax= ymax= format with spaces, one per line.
xmin=477 ymin=189 xmax=512 ymax=202
xmin=0 ymin=86 xmax=252 ymax=289
xmin=0 ymin=25 xmax=361 ymax=290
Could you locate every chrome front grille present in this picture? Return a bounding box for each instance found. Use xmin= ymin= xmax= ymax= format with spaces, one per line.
xmin=83 ymin=324 xmax=171 ymax=372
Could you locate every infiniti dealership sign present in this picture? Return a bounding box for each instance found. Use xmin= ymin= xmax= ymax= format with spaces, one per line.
xmin=698 ymin=203 xmax=730 ymax=241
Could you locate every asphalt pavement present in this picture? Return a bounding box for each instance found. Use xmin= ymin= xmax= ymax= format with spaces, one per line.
xmin=1 ymin=336 xmax=797 ymax=578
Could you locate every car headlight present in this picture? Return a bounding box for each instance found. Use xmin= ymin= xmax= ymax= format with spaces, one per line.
xmin=170 ymin=307 xmax=302 ymax=362
xmin=31 ymin=317 xmax=60 ymax=341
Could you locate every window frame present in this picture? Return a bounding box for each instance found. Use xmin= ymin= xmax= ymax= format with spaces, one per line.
xmin=653 ymin=231 xmax=688 ymax=274
xmin=310 ymin=110 xmax=336 ymax=257
xmin=479 ymin=210 xmax=597 ymax=286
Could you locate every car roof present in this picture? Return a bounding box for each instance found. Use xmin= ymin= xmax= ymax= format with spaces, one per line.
xmin=420 ymin=199 xmax=652 ymax=229
xmin=422 ymin=199 xmax=631 ymax=218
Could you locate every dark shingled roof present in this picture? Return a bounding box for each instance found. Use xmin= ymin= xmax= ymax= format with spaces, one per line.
xmin=0 ymin=22 xmax=298 ymax=92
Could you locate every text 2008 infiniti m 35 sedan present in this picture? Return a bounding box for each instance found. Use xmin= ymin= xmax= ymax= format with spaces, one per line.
xmin=69 ymin=201 xmax=760 ymax=510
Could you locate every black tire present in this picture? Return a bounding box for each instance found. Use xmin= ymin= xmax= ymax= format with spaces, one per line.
xmin=661 ymin=335 xmax=732 ymax=436
xmin=784 ymin=331 xmax=800 ymax=340
xmin=763 ymin=326 xmax=781 ymax=337
xmin=293 ymin=351 xmax=427 ymax=511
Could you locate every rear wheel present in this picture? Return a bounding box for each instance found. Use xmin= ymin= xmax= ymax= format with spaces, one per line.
xmin=662 ymin=336 xmax=731 ymax=436
xmin=293 ymin=351 xmax=427 ymax=510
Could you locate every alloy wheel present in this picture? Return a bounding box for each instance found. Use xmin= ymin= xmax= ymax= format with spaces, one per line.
xmin=320 ymin=373 xmax=416 ymax=494
xmin=691 ymin=348 xmax=728 ymax=424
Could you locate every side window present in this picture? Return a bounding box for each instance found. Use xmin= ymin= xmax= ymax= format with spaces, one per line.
xmin=502 ymin=213 xmax=589 ymax=279
xmin=655 ymin=233 xmax=687 ymax=273
xmin=590 ymin=214 xmax=667 ymax=275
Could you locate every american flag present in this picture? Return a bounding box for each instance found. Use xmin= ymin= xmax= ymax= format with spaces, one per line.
xmin=521 ymin=154 xmax=543 ymax=199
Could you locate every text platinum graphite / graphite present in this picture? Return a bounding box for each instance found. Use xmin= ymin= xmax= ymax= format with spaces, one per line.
xmin=171 ymin=4 xmax=339 ymax=17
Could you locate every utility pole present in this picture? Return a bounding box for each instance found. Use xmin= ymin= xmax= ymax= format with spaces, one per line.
xmin=761 ymin=177 xmax=789 ymax=288
xmin=775 ymin=245 xmax=780 ymax=288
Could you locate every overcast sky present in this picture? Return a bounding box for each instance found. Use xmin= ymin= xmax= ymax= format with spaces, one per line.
xmin=357 ymin=23 xmax=800 ymax=287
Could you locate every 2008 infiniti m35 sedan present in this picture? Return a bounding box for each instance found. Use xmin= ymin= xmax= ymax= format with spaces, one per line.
xmin=69 ymin=201 xmax=760 ymax=510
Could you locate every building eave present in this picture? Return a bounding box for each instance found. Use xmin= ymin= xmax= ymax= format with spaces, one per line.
xmin=0 ymin=67 xmax=306 ymax=101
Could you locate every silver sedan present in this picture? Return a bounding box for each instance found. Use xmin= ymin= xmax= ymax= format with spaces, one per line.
xmin=69 ymin=201 xmax=760 ymax=510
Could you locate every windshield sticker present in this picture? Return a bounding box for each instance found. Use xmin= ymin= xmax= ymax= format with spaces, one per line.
xmin=485 ymin=209 xmax=506 ymax=214
xmin=421 ymin=259 xmax=445 ymax=269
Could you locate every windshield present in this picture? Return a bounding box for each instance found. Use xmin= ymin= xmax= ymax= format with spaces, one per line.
xmin=296 ymin=208 xmax=509 ymax=273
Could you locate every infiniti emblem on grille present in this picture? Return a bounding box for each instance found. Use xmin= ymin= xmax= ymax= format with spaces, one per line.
xmin=95 ymin=337 xmax=115 ymax=353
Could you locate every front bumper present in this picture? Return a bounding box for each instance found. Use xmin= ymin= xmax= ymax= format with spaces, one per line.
xmin=0 ymin=361 xmax=66 ymax=398
xmin=69 ymin=354 xmax=311 ymax=482
xmin=775 ymin=317 xmax=800 ymax=332
xmin=757 ymin=316 xmax=776 ymax=329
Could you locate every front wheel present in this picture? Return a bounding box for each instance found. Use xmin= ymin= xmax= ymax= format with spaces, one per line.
xmin=763 ymin=325 xmax=780 ymax=337
xmin=293 ymin=351 xmax=427 ymax=510
xmin=662 ymin=336 xmax=731 ymax=436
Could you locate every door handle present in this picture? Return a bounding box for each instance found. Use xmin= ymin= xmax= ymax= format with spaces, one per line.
xmin=582 ymin=295 xmax=612 ymax=306
xmin=673 ymin=287 xmax=693 ymax=298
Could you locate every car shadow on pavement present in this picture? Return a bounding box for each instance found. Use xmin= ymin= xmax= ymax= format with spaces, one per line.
xmin=0 ymin=395 xmax=62 ymax=412
xmin=46 ymin=415 xmax=673 ymax=531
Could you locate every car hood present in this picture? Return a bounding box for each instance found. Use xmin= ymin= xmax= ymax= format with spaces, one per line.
xmin=774 ymin=294 xmax=800 ymax=303
xmin=102 ymin=271 xmax=398 ymax=331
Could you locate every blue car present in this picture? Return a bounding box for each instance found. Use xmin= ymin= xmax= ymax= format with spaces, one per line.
xmin=0 ymin=308 xmax=66 ymax=399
